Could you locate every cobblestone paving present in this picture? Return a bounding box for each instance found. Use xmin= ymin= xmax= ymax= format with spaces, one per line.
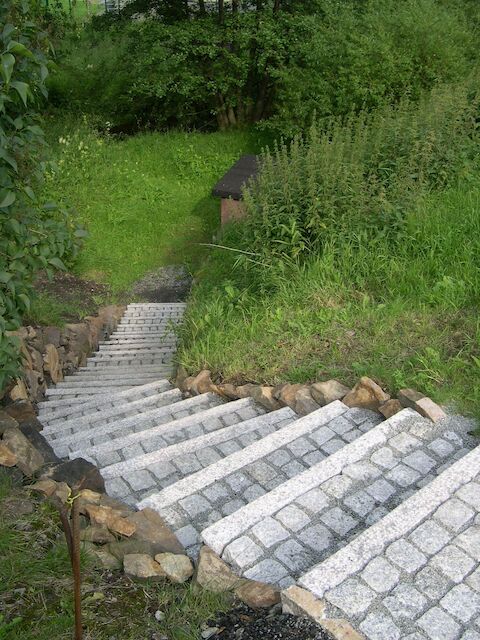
xmin=102 ymin=408 xmax=297 ymax=507
xmin=141 ymin=405 xmax=382 ymax=556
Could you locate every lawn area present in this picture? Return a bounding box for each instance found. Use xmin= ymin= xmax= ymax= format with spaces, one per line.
xmin=42 ymin=116 xmax=268 ymax=293
xmin=0 ymin=471 xmax=229 ymax=640
xmin=178 ymin=178 xmax=480 ymax=418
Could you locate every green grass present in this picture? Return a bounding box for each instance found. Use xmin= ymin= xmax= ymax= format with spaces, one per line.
xmin=0 ymin=472 xmax=230 ymax=640
xmin=42 ymin=116 xmax=269 ymax=293
xmin=178 ymin=178 xmax=480 ymax=417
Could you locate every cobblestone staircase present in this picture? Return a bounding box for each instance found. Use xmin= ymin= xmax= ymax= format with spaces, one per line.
xmin=39 ymin=303 xmax=480 ymax=640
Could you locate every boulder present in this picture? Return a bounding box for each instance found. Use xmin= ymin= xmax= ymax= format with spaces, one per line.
xmin=310 ymin=380 xmax=350 ymax=406
xmin=80 ymin=525 xmax=116 ymax=545
xmin=235 ymin=384 xmax=259 ymax=399
xmin=415 ymin=397 xmax=447 ymax=423
xmin=108 ymin=539 xmax=159 ymax=561
xmin=28 ymin=347 xmax=44 ymax=375
xmin=5 ymin=401 xmax=37 ymax=425
xmin=9 ymin=379 xmax=28 ymax=402
xmin=250 ymin=386 xmax=281 ymax=411
xmin=216 ymin=383 xmax=240 ymax=400
xmin=29 ymin=478 xmax=58 ymax=497
xmin=0 ymin=442 xmax=17 ymax=467
xmin=42 ymin=326 xmax=62 ymax=348
xmin=294 ymin=388 xmax=320 ymax=416
xmin=0 ymin=410 xmax=18 ymax=435
xmin=126 ymin=508 xmax=185 ymax=555
xmin=43 ymin=344 xmax=63 ymax=384
xmin=84 ymin=504 xmax=136 ymax=537
xmin=175 ymin=365 xmax=190 ymax=392
xmin=342 ymin=377 xmax=390 ymax=411
xmin=46 ymin=458 xmax=106 ymax=493
xmin=17 ymin=423 xmax=60 ymax=464
xmin=24 ymin=368 xmax=43 ymax=401
xmin=2 ymin=427 xmax=44 ymax=476
xmin=194 ymin=546 xmax=245 ymax=592
xmin=188 ymin=370 xmax=218 ymax=396
xmin=235 ymin=580 xmax=280 ymax=608
xmin=123 ymin=554 xmax=165 ymax=580
xmin=379 ymin=399 xmax=403 ymax=419
xmin=91 ymin=548 xmax=122 ymax=570
xmin=398 ymin=388 xmax=425 ymax=409
xmin=276 ymin=384 xmax=307 ymax=410
xmin=154 ymin=553 xmax=193 ymax=583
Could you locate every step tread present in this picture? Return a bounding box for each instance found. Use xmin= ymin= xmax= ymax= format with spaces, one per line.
xmin=71 ymin=397 xmax=264 ymax=469
xmin=136 ymin=402 xmax=382 ymax=553
xmin=200 ymin=410 xmax=474 ymax=590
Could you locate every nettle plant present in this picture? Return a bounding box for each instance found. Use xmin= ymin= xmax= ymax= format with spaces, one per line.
xmin=0 ymin=0 xmax=83 ymax=391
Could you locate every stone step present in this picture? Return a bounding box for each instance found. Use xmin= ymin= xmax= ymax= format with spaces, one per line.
xmin=42 ymin=388 xmax=184 ymax=435
xmin=100 ymin=407 xmax=297 ymax=507
xmin=38 ymin=379 xmax=172 ymax=421
xmin=90 ymin=350 xmax=175 ymax=359
xmin=201 ymin=409 xmax=474 ymax=591
xmin=118 ymin=317 xmax=183 ymax=323
xmin=102 ymin=338 xmax=177 ymax=346
xmin=111 ymin=327 xmax=177 ymax=333
xmin=51 ymin=392 xmax=228 ymax=458
xmin=295 ymin=440 xmax=480 ymax=640
xmin=98 ymin=343 xmax=172 ymax=351
xmin=82 ymin=359 xmax=174 ymax=369
xmin=44 ymin=382 xmax=170 ymax=398
xmin=52 ymin=376 xmax=165 ymax=389
xmin=66 ymin=370 xmax=166 ymax=382
xmin=69 ymin=397 xmax=265 ymax=470
xmin=137 ymin=402 xmax=382 ymax=555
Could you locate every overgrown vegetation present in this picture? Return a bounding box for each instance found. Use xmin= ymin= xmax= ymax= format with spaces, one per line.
xmin=49 ymin=0 xmax=480 ymax=134
xmin=0 ymin=471 xmax=230 ymax=640
xmin=0 ymin=0 xmax=82 ymax=390
xmin=178 ymin=79 xmax=480 ymax=417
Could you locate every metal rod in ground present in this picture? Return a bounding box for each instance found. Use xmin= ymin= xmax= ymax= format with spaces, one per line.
xmin=71 ymin=498 xmax=83 ymax=640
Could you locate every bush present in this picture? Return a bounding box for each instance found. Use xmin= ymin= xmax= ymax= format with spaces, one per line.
xmin=0 ymin=0 xmax=83 ymax=391
xmin=239 ymin=80 xmax=480 ymax=265
xmin=48 ymin=0 xmax=480 ymax=133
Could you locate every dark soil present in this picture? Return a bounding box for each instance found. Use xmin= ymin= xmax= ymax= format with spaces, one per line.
xmin=128 ymin=265 xmax=192 ymax=303
xmin=205 ymin=603 xmax=332 ymax=640
xmin=32 ymin=271 xmax=111 ymax=322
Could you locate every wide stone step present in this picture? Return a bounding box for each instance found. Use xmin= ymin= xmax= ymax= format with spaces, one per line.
xmin=52 ymin=376 xmax=166 ymax=389
xmin=99 ymin=407 xmax=297 ymax=507
xmin=138 ymin=401 xmax=381 ymax=556
xmin=102 ymin=338 xmax=177 ymax=346
xmin=296 ymin=440 xmax=480 ymax=640
xmin=66 ymin=370 xmax=166 ymax=382
xmin=51 ymin=393 xmax=227 ymax=459
xmin=83 ymin=359 xmax=174 ymax=369
xmin=69 ymin=397 xmax=265 ymax=469
xmin=98 ymin=343 xmax=172 ymax=352
xmin=90 ymin=350 xmax=175 ymax=359
xmin=44 ymin=382 xmax=167 ymax=398
xmin=42 ymin=388 xmax=184 ymax=437
xmin=111 ymin=327 xmax=177 ymax=334
xmin=38 ymin=379 xmax=172 ymax=422
xmin=201 ymin=409 xmax=474 ymax=591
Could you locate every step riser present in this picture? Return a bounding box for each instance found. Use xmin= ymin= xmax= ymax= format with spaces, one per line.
xmin=57 ymin=397 xmax=258 ymax=462
xmin=91 ymin=352 xmax=175 ymax=359
xmin=200 ymin=410 xmax=473 ymax=589
xmin=83 ymin=360 xmax=174 ymax=368
xmin=45 ymin=382 xmax=167 ymax=397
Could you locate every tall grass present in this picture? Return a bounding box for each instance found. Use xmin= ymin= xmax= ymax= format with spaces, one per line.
xmin=241 ymin=80 xmax=479 ymax=265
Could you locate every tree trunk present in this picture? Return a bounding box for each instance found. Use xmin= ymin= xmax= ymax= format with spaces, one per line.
xmin=273 ymin=0 xmax=281 ymax=12
xmin=232 ymin=0 xmax=239 ymax=13
xmin=198 ymin=0 xmax=206 ymax=15
xmin=216 ymin=93 xmax=229 ymax=129
xmin=218 ymin=0 xmax=224 ymax=24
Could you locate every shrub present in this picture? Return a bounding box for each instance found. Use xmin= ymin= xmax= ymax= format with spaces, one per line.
xmin=239 ymin=80 xmax=480 ymax=265
xmin=0 ymin=0 xmax=83 ymax=391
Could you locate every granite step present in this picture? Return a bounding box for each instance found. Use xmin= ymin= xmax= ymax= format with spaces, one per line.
xmin=90 ymin=350 xmax=175 ymax=359
xmin=66 ymin=397 xmax=266 ymax=467
xmin=50 ymin=392 xmax=228 ymax=459
xmin=296 ymin=439 xmax=480 ymax=640
xmin=42 ymin=388 xmax=184 ymax=437
xmin=200 ymin=409 xmax=474 ymax=591
xmin=99 ymin=407 xmax=297 ymax=507
xmin=38 ymin=379 xmax=173 ymax=422
xmin=137 ymin=401 xmax=382 ymax=556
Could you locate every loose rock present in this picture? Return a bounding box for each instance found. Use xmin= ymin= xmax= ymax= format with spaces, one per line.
xmin=379 ymin=399 xmax=403 ymax=419
xmin=85 ymin=504 xmax=136 ymax=537
xmin=154 ymin=552 xmax=193 ymax=583
xmin=250 ymin=386 xmax=281 ymax=411
xmin=43 ymin=343 xmax=63 ymax=384
xmin=310 ymin=380 xmax=350 ymax=406
xmin=294 ymin=388 xmax=320 ymax=416
xmin=194 ymin=546 xmax=245 ymax=592
xmin=0 ymin=442 xmax=17 ymax=467
xmin=0 ymin=410 xmax=18 ymax=435
xmin=398 ymin=388 xmax=424 ymax=409
xmin=123 ymin=553 xmax=165 ymax=580
xmin=2 ymin=427 xmax=44 ymax=476
xmin=235 ymin=580 xmax=280 ymax=609
xmin=126 ymin=508 xmax=185 ymax=555
xmin=415 ymin=397 xmax=447 ymax=423
xmin=276 ymin=384 xmax=307 ymax=410
xmin=46 ymin=458 xmax=106 ymax=492
xmin=342 ymin=376 xmax=390 ymax=411
xmin=80 ymin=525 xmax=116 ymax=545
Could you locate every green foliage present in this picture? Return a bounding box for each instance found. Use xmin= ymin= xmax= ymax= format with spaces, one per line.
xmin=41 ymin=116 xmax=268 ymax=291
xmin=49 ymin=0 xmax=480 ymax=133
xmin=179 ymin=177 xmax=480 ymax=417
xmin=239 ymin=80 xmax=480 ymax=266
xmin=0 ymin=0 xmax=82 ymax=392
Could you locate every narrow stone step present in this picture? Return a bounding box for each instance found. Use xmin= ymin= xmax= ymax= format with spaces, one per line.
xmin=38 ymin=379 xmax=172 ymax=421
xmin=102 ymin=338 xmax=177 ymax=346
xmin=91 ymin=350 xmax=175 ymax=359
xmin=67 ymin=370 xmax=166 ymax=382
xmin=45 ymin=382 xmax=168 ymax=397
xmin=68 ymin=397 xmax=265 ymax=469
xmin=201 ymin=409 xmax=474 ymax=591
xmin=50 ymin=392 xmax=227 ymax=458
xmin=296 ymin=439 xmax=480 ymax=640
xmin=138 ymin=402 xmax=381 ymax=555
xmin=42 ymin=388 xmax=184 ymax=435
xmin=99 ymin=407 xmax=297 ymax=506
xmin=118 ymin=318 xmax=182 ymax=325
xmin=83 ymin=359 xmax=174 ymax=369
xmin=98 ymin=343 xmax=171 ymax=351
xmin=52 ymin=377 xmax=165 ymax=389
